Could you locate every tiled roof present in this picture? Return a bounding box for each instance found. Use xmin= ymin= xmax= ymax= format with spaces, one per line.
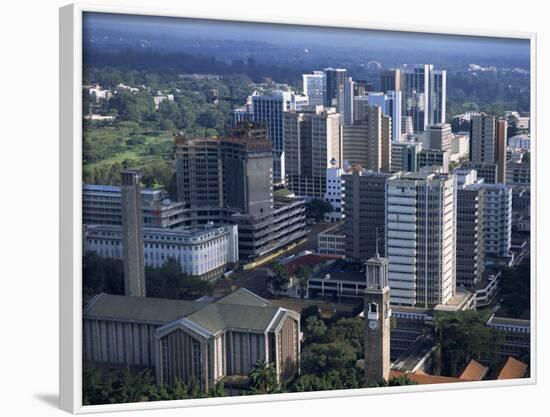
xmin=495 ymin=357 xmax=528 ymax=380
xmin=390 ymin=370 xmax=463 ymax=385
xmin=459 ymin=359 xmax=488 ymax=381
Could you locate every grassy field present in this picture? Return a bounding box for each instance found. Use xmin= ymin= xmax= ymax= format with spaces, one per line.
xmin=84 ymin=126 xmax=174 ymax=169
xmin=83 ymin=124 xmax=176 ymax=189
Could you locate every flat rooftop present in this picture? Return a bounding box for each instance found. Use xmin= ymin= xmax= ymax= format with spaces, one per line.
xmin=311 ymin=259 xmax=365 ymax=283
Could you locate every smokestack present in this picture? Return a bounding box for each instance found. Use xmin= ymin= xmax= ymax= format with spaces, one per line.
xmin=121 ymin=170 xmax=146 ymax=297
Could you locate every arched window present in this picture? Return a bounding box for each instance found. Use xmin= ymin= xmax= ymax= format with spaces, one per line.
xmin=369 ymin=302 xmax=378 ymax=314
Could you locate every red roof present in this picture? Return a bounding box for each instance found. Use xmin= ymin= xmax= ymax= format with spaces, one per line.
xmin=284 ymin=254 xmax=339 ymax=276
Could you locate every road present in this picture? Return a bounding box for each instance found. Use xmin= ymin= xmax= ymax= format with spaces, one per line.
xmin=213 ymin=222 xmax=335 ymax=298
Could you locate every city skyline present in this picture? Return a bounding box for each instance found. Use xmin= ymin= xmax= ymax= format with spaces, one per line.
xmin=79 ymin=11 xmax=531 ymax=406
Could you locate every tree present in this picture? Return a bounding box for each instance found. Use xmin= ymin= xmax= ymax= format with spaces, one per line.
xmin=305 ymin=199 xmax=333 ymax=222
xmin=160 ymin=118 xmax=176 ymax=131
xmin=433 ymin=310 xmax=502 ymax=376
xmin=248 ymin=359 xmax=280 ymax=394
xmin=388 ymin=375 xmax=418 ymax=386
xmin=146 ymin=258 xmax=213 ymax=300
xmin=300 ymin=304 xmax=322 ymax=327
xmin=295 ymin=265 xmax=312 ymax=299
xmin=109 ymin=367 xmax=156 ymax=404
xmin=268 ymin=262 xmax=289 ymax=296
xmin=499 ymin=258 xmax=530 ymax=318
xmin=303 ymin=315 xmax=327 ymax=344
xmin=324 ymin=317 xmax=364 ymax=355
xmin=301 ymin=341 xmax=357 ymax=375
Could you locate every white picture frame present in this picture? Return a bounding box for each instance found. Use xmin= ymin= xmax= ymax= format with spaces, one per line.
xmin=59 ymin=3 xmax=537 ymax=413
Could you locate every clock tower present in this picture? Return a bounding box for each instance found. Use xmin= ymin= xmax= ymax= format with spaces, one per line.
xmin=364 ymin=251 xmax=391 ymax=386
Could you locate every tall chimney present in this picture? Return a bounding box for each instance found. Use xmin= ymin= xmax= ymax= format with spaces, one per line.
xmin=121 ymin=170 xmax=146 ymax=297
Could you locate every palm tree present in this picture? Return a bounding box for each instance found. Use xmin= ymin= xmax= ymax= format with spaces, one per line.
xmin=248 ymin=359 xmax=280 ymax=394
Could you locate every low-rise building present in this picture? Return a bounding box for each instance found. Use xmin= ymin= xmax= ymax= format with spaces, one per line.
xmin=487 ymin=315 xmax=530 ymax=362
xmin=85 ymin=223 xmax=239 ymax=280
xmin=83 ymin=288 xmax=301 ymax=391
xmin=318 ymin=223 xmax=346 ymax=257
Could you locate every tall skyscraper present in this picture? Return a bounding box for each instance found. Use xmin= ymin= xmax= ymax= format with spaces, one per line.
xmin=283 ymin=106 xmax=342 ymax=198
xmin=380 ymin=68 xmax=402 ymax=93
xmin=343 ymin=77 xmax=355 ymax=125
xmin=221 ymin=128 xmax=276 ymax=258
xmin=252 ymin=90 xmax=308 ymax=183
xmin=221 ymin=128 xmax=274 ymax=217
xmin=386 ymin=170 xmax=456 ymax=307
xmin=401 ymin=65 xmax=446 ymax=132
xmin=364 ymin=253 xmax=391 ymax=385
xmin=370 ymin=92 xmax=399 ymax=143
xmin=469 ymin=114 xmax=508 ymax=184
xmin=175 ymin=134 xmax=223 ymax=208
xmin=120 ymin=170 xmax=146 ymax=298
xmin=455 ymin=169 xmax=486 ymax=287
xmin=324 ymin=68 xmax=347 ymax=109
xmin=342 ymin=170 xmax=395 ymax=261
xmin=342 ymin=105 xmax=391 ymax=172
xmin=480 ymin=183 xmax=513 ymax=266
xmin=302 ymin=71 xmax=325 ymax=106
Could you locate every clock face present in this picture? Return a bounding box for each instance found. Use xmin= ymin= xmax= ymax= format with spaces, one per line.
xmin=368 ymin=320 xmax=379 ymax=330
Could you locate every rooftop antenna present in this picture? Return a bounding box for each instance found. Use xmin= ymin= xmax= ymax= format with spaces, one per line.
xmin=375 ymin=227 xmax=379 ymax=258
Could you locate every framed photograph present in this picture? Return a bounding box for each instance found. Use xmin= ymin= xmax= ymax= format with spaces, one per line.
xmin=60 ymin=3 xmax=536 ymax=413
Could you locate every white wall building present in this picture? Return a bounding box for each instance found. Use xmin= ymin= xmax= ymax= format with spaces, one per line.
xmin=386 ymin=170 xmax=456 ymax=307
xmin=302 ymin=71 xmax=325 ymax=106
xmin=85 ymin=224 xmax=239 ymax=280
xmin=508 ymin=134 xmax=530 ymax=151
xmin=324 ymin=166 xmax=345 ymax=222
xmin=456 ymin=171 xmax=513 ymax=267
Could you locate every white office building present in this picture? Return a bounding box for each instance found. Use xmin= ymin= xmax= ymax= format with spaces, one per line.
xmin=85 ymin=224 xmax=239 ymax=280
xmin=303 ymin=71 xmax=325 ymax=106
xmin=456 ymin=171 xmax=513 ymax=267
xmin=324 ymin=165 xmax=345 ymax=222
xmin=386 ymin=170 xmax=456 ymax=307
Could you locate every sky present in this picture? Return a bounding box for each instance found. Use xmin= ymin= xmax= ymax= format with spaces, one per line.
xmin=83 ymin=12 xmax=530 ymax=61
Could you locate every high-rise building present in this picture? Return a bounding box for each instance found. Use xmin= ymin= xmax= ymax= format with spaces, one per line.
xmin=302 ymin=71 xmax=325 ymax=106
xmin=324 ymin=68 xmax=347 ymax=109
xmin=427 ymin=123 xmax=452 ymax=152
xmin=354 ymin=79 xmax=374 ymax=96
xmin=401 ymin=65 xmax=446 ymax=132
xmin=358 ymin=92 xmax=402 ymax=143
xmin=386 ymin=170 xmax=456 ymax=307
xmin=342 ymin=170 xmax=395 ymax=261
xmin=469 ymin=114 xmax=508 ymax=183
xmin=175 ymin=134 xmax=223 ymax=208
xmin=455 ymin=169 xmax=486 ymax=287
xmin=175 ymin=124 xmax=307 ymax=262
xmin=480 ymin=183 xmax=513 ymax=266
xmin=343 ymin=77 xmax=355 ymax=125
xmin=364 ymin=253 xmax=391 ymax=385
xmin=252 ymin=90 xmax=308 ymax=182
xmin=120 ymin=170 xmax=146 ymax=297
xmin=380 ymin=68 xmax=402 ymax=93
xmin=283 ymin=106 xmax=342 ymax=198
xmin=342 ymin=105 xmax=391 ymax=172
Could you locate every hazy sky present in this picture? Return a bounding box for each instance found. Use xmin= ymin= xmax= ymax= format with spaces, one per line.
xmin=84 ymin=12 xmax=530 ymax=60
